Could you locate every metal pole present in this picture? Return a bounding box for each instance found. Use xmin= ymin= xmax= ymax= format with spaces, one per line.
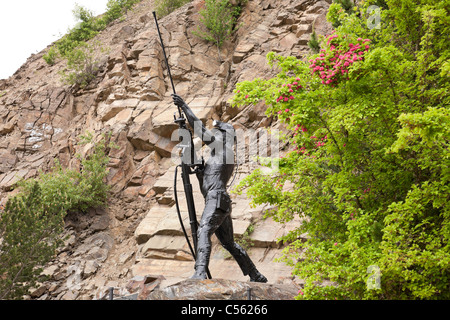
xmin=109 ymin=287 xmax=114 ymax=300
xmin=152 ymin=12 xmax=177 ymax=94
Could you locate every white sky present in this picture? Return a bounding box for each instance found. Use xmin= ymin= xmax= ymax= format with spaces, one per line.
xmin=0 ymin=1 xmax=110 ymax=80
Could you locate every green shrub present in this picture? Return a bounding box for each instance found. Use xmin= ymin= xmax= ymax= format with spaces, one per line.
xmin=154 ymin=0 xmax=190 ymax=18
xmin=44 ymin=1 xmax=141 ymax=88
xmin=193 ymin=0 xmax=244 ymax=61
xmin=231 ymin=0 xmax=450 ymax=300
xmin=43 ymin=46 xmax=59 ymax=66
xmin=59 ymin=41 xmax=105 ymax=89
xmin=0 ymin=132 xmax=113 ymax=299
xmin=20 ymin=132 xmax=112 ymax=214
xmin=307 ymin=29 xmax=320 ymax=53
xmin=0 ymin=181 xmax=66 ymax=300
xmin=104 ymin=0 xmax=141 ymax=24
xmin=55 ymin=4 xmax=104 ymax=57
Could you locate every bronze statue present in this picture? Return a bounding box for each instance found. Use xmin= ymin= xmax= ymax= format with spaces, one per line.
xmin=172 ymin=94 xmax=267 ymax=283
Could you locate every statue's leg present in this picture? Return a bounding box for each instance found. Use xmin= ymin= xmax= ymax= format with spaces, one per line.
xmin=191 ymin=198 xmax=227 ymax=279
xmin=215 ymin=215 xmax=268 ymax=283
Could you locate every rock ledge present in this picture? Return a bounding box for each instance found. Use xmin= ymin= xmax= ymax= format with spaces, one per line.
xmin=146 ymin=278 xmax=299 ymax=300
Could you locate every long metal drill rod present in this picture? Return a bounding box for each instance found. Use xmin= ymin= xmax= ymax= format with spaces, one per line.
xmin=152 ymin=11 xmax=180 ymax=116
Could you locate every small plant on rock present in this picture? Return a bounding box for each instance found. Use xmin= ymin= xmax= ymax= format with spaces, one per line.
xmin=154 ymin=0 xmax=191 ymax=18
xmin=59 ymin=41 xmax=105 ymax=89
xmin=193 ymin=0 xmax=240 ymax=62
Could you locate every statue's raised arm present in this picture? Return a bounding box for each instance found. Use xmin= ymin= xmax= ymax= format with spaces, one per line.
xmin=172 ymin=94 xmax=215 ymax=145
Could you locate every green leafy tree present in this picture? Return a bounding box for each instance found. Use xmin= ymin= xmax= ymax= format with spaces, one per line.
xmin=231 ymin=0 xmax=449 ymax=300
xmin=0 ymin=132 xmax=113 ymax=299
xmin=0 ymin=182 xmax=65 ymax=300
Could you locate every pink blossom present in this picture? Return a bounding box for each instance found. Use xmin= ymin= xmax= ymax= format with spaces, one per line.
xmin=285 ymin=108 xmax=290 ymax=112
xmin=245 ymin=95 xmax=249 ymax=99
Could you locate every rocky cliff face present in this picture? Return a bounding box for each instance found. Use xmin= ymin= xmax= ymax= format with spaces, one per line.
xmin=0 ymin=0 xmax=332 ymax=300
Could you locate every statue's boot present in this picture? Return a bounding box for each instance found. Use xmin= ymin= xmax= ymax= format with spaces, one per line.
xmin=223 ymin=242 xmax=268 ymax=283
xmin=190 ymin=264 xmax=208 ymax=280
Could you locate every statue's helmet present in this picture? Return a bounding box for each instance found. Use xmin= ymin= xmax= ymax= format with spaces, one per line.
xmin=213 ymin=120 xmax=236 ymax=146
xmin=213 ymin=120 xmax=235 ymax=133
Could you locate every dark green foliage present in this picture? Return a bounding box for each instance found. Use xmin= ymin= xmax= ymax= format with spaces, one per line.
xmin=307 ymin=30 xmax=321 ymax=53
xmin=0 ymin=182 xmax=65 ymax=299
xmin=0 ymin=133 xmax=113 ymax=299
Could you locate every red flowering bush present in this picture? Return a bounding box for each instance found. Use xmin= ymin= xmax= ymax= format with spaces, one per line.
xmin=231 ymin=0 xmax=450 ymax=300
xmin=309 ymin=33 xmax=371 ymax=86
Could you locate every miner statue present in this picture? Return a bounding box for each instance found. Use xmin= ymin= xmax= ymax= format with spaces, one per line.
xmin=172 ymin=94 xmax=268 ymax=283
